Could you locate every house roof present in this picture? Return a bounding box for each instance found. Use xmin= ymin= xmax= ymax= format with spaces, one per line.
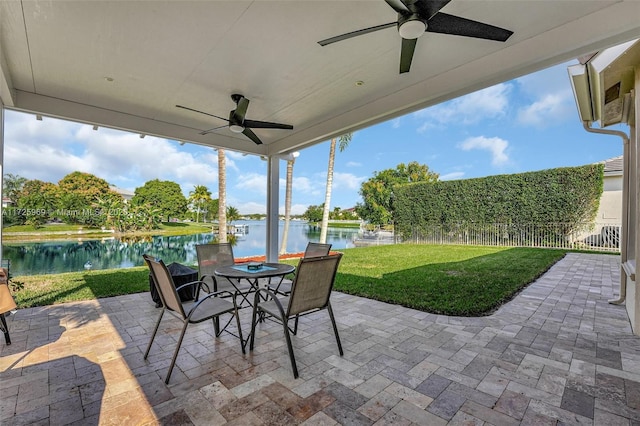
xmin=2 ymin=1 xmax=640 ymax=157
xmin=602 ymin=155 xmax=624 ymax=175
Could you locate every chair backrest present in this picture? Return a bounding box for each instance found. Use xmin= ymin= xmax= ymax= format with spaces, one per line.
xmin=304 ymin=242 xmax=332 ymax=258
xmin=287 ymin=253 xmax=342 ymax=317
xmin=143 ymin=254 xmax=186 ymax=317
xmin=196 ymin=243 xmax=235 ymax=278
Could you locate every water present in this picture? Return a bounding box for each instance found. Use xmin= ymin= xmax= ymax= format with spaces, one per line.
xmin=2 ymin=220 xmax=360 ymax=276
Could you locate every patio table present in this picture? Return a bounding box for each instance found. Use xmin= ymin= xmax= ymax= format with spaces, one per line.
xmin=214 ymin=262 xmax=295 ymax=308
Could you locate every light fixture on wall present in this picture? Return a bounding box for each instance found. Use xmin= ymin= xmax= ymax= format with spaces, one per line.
xmin=93 ymin=125 xmax=99 ymax=131
xmin=139 ymin=134 xmax=145 ymax=139
xmin=36 ymin=114 xmax=42 ymax=121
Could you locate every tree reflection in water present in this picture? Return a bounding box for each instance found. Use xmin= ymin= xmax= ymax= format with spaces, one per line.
xmin=3 ymin=221 xmax=359 ymax=276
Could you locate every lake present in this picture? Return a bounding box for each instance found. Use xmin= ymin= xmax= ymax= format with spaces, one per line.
xmin=2 ymin=220 xmax=360 ymax=276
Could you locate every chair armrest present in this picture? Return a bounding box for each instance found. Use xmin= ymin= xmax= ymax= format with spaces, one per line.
xmin=176 ymin=280 xmax=210 ymax=301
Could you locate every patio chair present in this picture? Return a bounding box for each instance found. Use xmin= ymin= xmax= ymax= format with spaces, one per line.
xmin=196 ymin=243 xmax=253 ymax=309
xmin=143 ymin=254 xmax=244 ymax=384
xmin=249 ymin=253 xmax=343 ymax=378
xmin=268 ymin=242 xmax=332 ymax=296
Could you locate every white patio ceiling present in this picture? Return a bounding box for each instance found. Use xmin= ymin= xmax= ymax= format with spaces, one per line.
xmin=1 ymin=1 xmax=640 ymax=157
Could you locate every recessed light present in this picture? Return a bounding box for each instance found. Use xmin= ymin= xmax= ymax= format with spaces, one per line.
xmin=355 ymin=81 xmax=365 ymax=86
xmin=104 ymin=77 xmax=114 ymax=82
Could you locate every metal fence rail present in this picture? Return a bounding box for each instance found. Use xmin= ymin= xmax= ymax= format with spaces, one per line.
xmin=407 ymin=222 xmax=621 ymax=252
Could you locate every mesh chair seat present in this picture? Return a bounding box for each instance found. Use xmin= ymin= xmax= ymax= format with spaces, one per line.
xmin=181 ymin=296 xmax=237 ymax=323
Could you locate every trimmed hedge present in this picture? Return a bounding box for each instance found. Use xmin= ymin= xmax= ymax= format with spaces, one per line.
xmin=394 ymin=164 xmax=604 ymax=239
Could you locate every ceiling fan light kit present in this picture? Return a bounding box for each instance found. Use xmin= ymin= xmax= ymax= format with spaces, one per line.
xmin=398 ymin=15 xmax=426 ymax=39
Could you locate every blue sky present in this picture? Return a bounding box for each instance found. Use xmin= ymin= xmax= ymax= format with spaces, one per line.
xmin=3 ymin=60 xmax=624 ymax=215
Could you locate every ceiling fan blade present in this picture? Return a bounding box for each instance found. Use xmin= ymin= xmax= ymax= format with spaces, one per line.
xmin=243 ymin=119 xmax=293 ymax=130
xmin=427 ymin=12 xmax=513 ymax=42
xmin=318 ymin=22 xmax=396 ymax=46
xmin=399 ymin=37 xmax=417 ymax=74
xmin=176 ymin=105 xmax=228 ymax=122
xmin=234 ymin=97 xmax=250 ymax=121
xmin=415 ymin=0 xmax=451 ymax=19
xmin=384 ymin=0 xmax=410 ymax=14
xmin=242 ymin=128 xmax=263 ymax=145
xmin=199 ymin=125 xmax=228 ymax=135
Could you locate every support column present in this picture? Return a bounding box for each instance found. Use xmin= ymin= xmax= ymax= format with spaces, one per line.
xmin=631 ymin=69 xmax=640 ymax=334
xmin=265 ymin=156 xmax=280 ymax=263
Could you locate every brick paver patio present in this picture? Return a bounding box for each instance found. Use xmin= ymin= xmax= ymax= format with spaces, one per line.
xmin=1 ymin=252 xmax=639 ymax=425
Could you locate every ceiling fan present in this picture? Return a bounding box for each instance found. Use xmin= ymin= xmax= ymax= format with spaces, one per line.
xmin=318 ymin=0 xmax=513 ymax=74
xmin=176 ymin=94 xmax=293 ymax=145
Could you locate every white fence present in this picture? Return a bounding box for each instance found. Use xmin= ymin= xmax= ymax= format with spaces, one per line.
xmin=406 ymin=222 xmax=621 ymax=252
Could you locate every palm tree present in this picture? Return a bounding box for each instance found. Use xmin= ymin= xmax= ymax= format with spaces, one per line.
xmin=280 ymin=156 xmax=296 ymax=254
xmin=226 ymin=206 xmax=240 ymax=223
xmin=217 ymin=149 xmax=227 ymax=243
xmin=188 ymin=184 xmax=211 ymax=223
xmin=320 ymin=133 xmax=352 ymax=243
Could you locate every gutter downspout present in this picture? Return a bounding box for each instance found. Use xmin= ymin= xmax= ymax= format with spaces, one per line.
xmin=582 ymin=121 xmax=630 ymax=304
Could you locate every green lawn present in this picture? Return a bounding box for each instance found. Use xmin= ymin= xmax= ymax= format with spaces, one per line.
xmin=11 ymin=244 xmax=568 ymax=316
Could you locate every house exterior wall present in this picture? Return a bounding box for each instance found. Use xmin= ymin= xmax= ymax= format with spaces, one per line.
xmin=597 ymin=175 xmax=622 ymax=224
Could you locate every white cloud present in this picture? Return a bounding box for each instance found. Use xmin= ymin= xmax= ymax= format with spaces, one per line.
xmin=516 ymin=91 xmax=574 ymax=128
xmin=440 ymin=172 xmax=465 ymax=181
xmin=292 ymin=176 xmax=323 ymax=196
xmin=234 ymin=173 xmax=267 ymax=195
xmin=280 ymin=203 xmax=308 ymax=216
xmin=459 ymin=136 xmax=509 ymax=166
xmin=234 ymin=201 xmax=267 ymax=215
xmin=515 ymin=62 xmax=576 ymax=127
xmin=391 ymin=117 xmax=402 ymax=128
xmin=4 ymin=111 xmax=221 ymax=195
xmin=332 ymin=172 xmax=366 ymax=190
xmin=414 ymin=83 xmax=511 ymax=131
xmin=346 ymin=161 xmax=362 ymax=167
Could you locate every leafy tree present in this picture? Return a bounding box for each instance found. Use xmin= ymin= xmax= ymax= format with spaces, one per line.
xmin=58 ymin=172 xmax=121 ymax=226
xmin=329 ymin=206 xmax=342 ymax=220
xmin=320 ymin=133 xmax=352 ymax=243
xmin=95 ymin=196 xmax=126 ymax=231
xmin=202 ymin=198 xmax=219 ymax=222
xmin=356 ymin=161 xmax=439 ymax=225
xmin=17 ymin=180 xmax=59 ymax=227
xmin=131 ymin=179 xmax=187 ymax=222
xmin=188 ymin=185 xmax=212 ymax=223
xmin=3 ymin=173 xmax=27 ymax=205
xmin=303 ymin=204 xmax=324 ymax=223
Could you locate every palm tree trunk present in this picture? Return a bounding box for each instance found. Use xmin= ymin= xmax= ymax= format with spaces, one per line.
xmin=218 ymin=149 xmax=227 ymax=243
xmin=280 ymin=158 xmax=295 ymax=254
xmin=320 ymin=138 xmax=337 ymax=243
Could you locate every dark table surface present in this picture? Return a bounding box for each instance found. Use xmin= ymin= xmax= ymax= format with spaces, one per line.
xmin=214 ymin=263 xmax=295 ymax=280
